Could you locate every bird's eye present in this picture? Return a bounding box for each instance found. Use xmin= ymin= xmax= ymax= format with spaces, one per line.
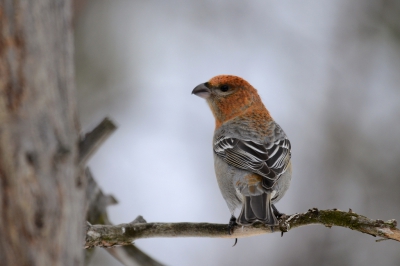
xmin=220 ymin=85 xmax=229 ymax=92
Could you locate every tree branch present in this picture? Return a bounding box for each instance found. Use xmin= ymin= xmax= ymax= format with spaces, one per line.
xmin=79 ymin=117 xmax=117 ymax=166
xmin=105 ymin=216 xmax=164 ymax=266
xmin=84 ymin=160 xmax=164 ymax=266
xmin=84 ymin=168 xmax=164 ymax=265
xmin=85 ymin=208 xmax=399 ymax=248
xmin=81 ymin=118 xmax=164 ymax=265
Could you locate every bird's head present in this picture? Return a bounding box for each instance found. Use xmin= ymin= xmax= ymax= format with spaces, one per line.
xmin=192 ymin=75 xmax=265 ymax=128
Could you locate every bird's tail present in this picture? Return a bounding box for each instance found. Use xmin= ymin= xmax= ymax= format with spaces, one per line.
xmin=237 ymin=193 xmax=278 ymax=226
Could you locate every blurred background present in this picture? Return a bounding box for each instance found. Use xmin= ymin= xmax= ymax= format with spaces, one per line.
xmin=74 ymin=0 xmax=400 ymax=265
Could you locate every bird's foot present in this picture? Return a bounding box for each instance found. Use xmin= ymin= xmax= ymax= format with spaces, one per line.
xmin=272 ymin=204 xmax=286 ymax=219
xmin=271 ymin=204 xmax=290 ymax=235
xmin=228 ymin=215 xmax=238 ymax=235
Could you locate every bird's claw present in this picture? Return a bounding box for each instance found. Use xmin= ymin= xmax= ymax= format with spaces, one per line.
xmin=232 ymin=238 xmax=238 ymax=247
xmin=228 ymin=216 xmax=239 ymax=247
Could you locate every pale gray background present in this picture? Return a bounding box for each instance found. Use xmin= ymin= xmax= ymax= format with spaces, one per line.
xmin=75 ymin=1 xmax=400 ymax=265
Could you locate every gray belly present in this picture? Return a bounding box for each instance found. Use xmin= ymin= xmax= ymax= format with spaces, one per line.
xmin=214 ymin=154 xmax=292 ymax=213
xmin=214 ymin=154 xmax=243 ymax=214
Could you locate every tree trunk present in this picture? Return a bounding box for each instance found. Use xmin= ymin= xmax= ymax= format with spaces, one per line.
xmin=0 ymin=1 xmax=85 ymax=265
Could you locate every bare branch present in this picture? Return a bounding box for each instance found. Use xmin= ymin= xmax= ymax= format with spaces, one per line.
xmin=105 ymin=216 xmax=164 ymax=266
xmin=80 ymin=118 xmax=164 ymax=265
xmin=79 ymin=117 xmax=117 ymax=166
xmin=84 ymin=169 xmax=164 ymax=266
xmin=85 ymin=208 xmax=399 ymax=248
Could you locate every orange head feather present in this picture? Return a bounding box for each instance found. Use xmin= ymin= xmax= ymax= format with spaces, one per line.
xmin=193 ymin=75 xmax=272 ymax=128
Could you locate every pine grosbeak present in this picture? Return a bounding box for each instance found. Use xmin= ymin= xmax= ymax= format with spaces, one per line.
xmin=192 ymin=75 xmax=292 ymax=230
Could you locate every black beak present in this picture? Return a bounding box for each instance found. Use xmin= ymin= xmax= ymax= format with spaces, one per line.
xmin=192 ymin=83 xmax=211 ymax=99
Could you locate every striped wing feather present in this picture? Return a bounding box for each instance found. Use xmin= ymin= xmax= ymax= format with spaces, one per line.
xmin=214 ymin=135 xmax=291 ymax=189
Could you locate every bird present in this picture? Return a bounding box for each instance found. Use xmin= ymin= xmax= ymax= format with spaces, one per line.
xmin=192 ymin=75 xmax=292 ymax=233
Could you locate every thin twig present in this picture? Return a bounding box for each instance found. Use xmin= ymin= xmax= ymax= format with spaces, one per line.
xmin=79 ymin=117 xmax=117 ymax=166
xmin=84 ymin=208 xmax=399 ymax=249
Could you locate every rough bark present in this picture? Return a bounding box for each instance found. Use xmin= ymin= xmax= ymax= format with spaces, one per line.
xmin=0 ymin=1 xmax=85 ymax=265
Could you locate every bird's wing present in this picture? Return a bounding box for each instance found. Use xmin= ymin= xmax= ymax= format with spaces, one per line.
xmin=214 ymin=127 xmax=291 ymax=189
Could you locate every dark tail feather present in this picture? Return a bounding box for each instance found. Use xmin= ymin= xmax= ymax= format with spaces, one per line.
xmin=239 ymin=197 xmax=257 ymax=225
xmin=238 ymin=193 xmax=278 ymax=226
